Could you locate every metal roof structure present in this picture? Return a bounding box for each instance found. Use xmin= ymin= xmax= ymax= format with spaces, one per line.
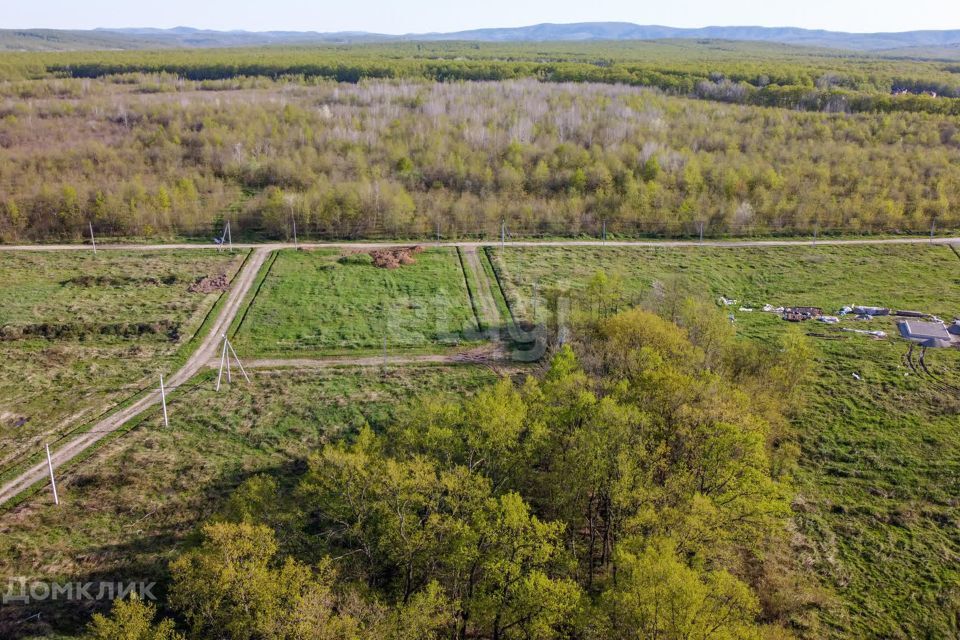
xmin=898 ymin=320 xmax=954 ymax=348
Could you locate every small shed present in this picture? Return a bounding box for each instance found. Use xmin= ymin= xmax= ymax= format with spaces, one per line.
xmin=898 ymin=320 xmax=953 ymax=348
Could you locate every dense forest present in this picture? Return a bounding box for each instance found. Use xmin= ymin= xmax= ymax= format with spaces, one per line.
xmin=4 ymin=40 xmax=960 ymax=114
xmin=84 ymin=302 xmax=817 ymax=639
xmin=2 ymin=71 xmax=960 ymax=241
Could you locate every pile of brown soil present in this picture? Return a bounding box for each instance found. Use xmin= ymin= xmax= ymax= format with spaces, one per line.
xmin=369 ymin=246 xmax=424 ymax=269
xmin=188 ymin=274 xmax=230 ymax=293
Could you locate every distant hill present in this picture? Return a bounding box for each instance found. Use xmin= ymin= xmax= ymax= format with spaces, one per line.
xmin=414 ymin=23 xmax=960 ymax=51
xmin=0 ymin=27 xmax=372 ymax=51
xmin=0 ymin=29 xmax=167 ymax=51
xmin=2 ymin=22 xmax=960 ymax=53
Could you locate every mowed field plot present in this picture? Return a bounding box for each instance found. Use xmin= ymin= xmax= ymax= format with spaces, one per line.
xmin=492 ymin=244 xmax=960 ymax=639
xmin=231 ymin=248 xmax=480 ymax=356
xmin=0 ymin=364 xmax=503 ymax=635
xmin=0 ymin=250 xmax=246 ymax=469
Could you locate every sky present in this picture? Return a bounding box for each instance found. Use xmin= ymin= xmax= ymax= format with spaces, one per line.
xmin=5 ymin=0 xmax=960 ymax=34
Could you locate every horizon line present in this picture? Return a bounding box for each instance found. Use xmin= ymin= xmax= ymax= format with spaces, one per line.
xmin=5 ymin=21 xmax=960 ymax=38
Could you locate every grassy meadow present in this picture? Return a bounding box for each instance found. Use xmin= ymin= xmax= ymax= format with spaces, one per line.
xmin=0 ymin=250 xmax=246 ymax=471
xmin=493 ymin=243 xmax=960 ymax=320
xmin=230 ymin=248 xmax=480 ymax=357
xmin=492 ymin=243 xmax=960 ymax=639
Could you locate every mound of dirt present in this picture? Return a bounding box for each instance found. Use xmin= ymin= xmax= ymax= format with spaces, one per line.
xmin=188 ymin=274 xmax=230 ymax=293
xmin=368 ymin=246 xmax=424 ymax=269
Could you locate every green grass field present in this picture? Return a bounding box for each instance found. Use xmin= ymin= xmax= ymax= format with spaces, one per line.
xmin=789 ymin=318 xmax=960 ymax=638
xmin=493 ymin=244 xmax=960 ymax=320
xmin=491 ymin=244 xmax=960 ymax=639
xmin=0 ymin=250 xmax=246 ymax=470
xmin=0 ymin=363 xmax=504 ymax=637
xmin=230 ymin=248 xmax=480 ymax=357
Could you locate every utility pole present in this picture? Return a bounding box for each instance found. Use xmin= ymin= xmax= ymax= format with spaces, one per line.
xmin=218 ymin=332 xmax=229 ymax=386
xmin=292 ymin=216 xmax=298 ymax=249
xmin=698 ymin=221 xmax=704 ymax=244
xmin=436 ymin=219 xmax=441 ymax=245
xmin=501 ymin=219 xmax=506 ymax=251
xmin=160 ymin=374 xmax=169 ymax=428
xmin=930 ymin=219 xmax=936 ymax=243
xmin=227 ymin=336 xmax=249 ymax=382
xmin=532 ymin=280 xmax=539 ymax=323
xmin=219 ymin=221 xmax=232 ymax=252
xmin=89 ymin=222 xmax=97 ymax=255
xmin=382 ymin=304 xmax=389 ymax=369
xmin=216 ymin=333 xmax=250 ymax=391
xmin=45 ymin=444 xmax=59 ymax=506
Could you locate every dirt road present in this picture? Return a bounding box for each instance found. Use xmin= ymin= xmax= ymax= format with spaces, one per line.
xmin=460 ymin=247 xmax=503 ymax=330
xmin=224 ymin=344 xmax=511 ymax=371
xmin=1 ymin=237 xmax=960 ymax=252
xmin=0 ymin=248 xmax=271 ymax=507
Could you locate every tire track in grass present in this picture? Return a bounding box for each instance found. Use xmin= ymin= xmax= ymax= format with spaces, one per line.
xmin=461 ymin=247 xmax=502 ymax=332
xmin=457 ymin=246 xmax=484 ymax=333
xmin=482 ymin=246 xmax=520 ymax=329
xmin=229 ymin=248 xmax=279 ymax=339
xmin=232 ymin=348 xmax=511 ymax=370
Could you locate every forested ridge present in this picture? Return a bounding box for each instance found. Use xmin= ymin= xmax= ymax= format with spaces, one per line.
xmin=84 ymin=304 xmax=818 ymax=639
xmin=2 ymin=71 xmax=960 ymax=241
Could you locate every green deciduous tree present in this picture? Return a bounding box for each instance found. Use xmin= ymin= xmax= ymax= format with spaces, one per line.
xmin=601 ymin=537 xmax=764 ymax=640
xmin=85 ymin=595 xmax=183 ymax=640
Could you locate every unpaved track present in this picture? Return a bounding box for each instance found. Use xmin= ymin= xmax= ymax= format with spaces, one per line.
xmin=461 ymin=247 xmax=503 ymax=329
xmin=243 ymin=356 xmax=457 ymax=368
xmin=2 ymin=237 xmax=960 ymax=252
xmin=0 ymin=248 xmax=270 ymax=507
xmin=228 ymin=347 xmax=511 ymax=371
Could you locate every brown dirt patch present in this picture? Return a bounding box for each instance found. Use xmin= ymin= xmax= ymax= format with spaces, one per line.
xmin=188 ymin=273 xmax=230 ymax=293
xmin=368 ymin=246 xmax=424 ymax=269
